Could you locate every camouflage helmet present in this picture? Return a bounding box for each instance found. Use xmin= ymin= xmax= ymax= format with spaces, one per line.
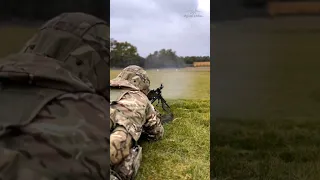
xmin=112 ymin=65 xmax=150 ymax=94
xmin=20 ymin=12 xmax=110 ymax=98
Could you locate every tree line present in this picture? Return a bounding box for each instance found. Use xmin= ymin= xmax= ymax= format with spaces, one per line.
xmin=111 ymin=38 xmax=210 ymax=69
xmin=0 ymin=0 xmax=108 ymax=23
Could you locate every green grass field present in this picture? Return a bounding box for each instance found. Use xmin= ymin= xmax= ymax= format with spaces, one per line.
xmin=111 ymin=68 xmax=210 ymax=100
xmin=112 ymin=69 xmax=210 ymax=180
xmin=212 ymin=17 xmax=320 ymax=180
xmin=0 ymin=26 xmax=211 ymax=180
xmin=213 ymin=118 xmax=320 ymax=180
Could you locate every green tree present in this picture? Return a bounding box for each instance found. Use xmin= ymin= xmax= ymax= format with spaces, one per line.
xmin=110 ymin=39 xmax=141 ymax=68
xmin=145 ymin=48 xmax=185 ymax=69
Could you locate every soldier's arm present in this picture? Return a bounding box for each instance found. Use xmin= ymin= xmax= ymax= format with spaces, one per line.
xmin=143 ymin=102 xmax=164 ymax=141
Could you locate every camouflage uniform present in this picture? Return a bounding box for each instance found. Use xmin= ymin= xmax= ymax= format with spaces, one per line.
xmin=110 ymin=65 xmax=164 ymax=179
xmin=0 ymin=13 xmax=110 ymax=179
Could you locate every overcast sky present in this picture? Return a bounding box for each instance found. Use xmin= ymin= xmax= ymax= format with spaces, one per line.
xmin=110 ymin=0 xmax=210 ymax=57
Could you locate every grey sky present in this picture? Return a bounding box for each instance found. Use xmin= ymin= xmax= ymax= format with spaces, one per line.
xmin=110 ymin=0 xmax=210 ymax=57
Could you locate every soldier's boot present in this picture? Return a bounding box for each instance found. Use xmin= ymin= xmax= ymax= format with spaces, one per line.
xmin=113 ymin=145 xmax=142 ymax=180
xmin=110 ymin=174 xmax=118 ymax=180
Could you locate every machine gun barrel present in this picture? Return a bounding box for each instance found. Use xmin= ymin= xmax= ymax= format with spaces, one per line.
xmin=147 ymin=83 xmax=173 ymax=124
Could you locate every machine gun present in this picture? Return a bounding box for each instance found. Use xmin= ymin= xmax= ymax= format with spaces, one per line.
xmin=147 ymin=84 xmax=174 ymax=124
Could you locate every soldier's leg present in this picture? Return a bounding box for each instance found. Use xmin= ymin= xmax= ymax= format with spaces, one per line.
xmin=110 ymin=126 xmax=142 ymax=180
xmin=110 ymin=126 xmax=133 ymax=165
xmin=113 ymin=145 xmax=142 ymax=180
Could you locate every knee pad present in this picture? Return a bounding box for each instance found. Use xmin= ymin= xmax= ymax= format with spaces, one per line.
xmin=113 ymin=145 xmax=142 ymax=180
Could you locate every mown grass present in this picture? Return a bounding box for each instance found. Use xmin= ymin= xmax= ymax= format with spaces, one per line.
xmin=212 ymin=118 xmax=320 ymax=180
xmin=111 ymin=68 xmax=210 ymax=100
xmin=112 ymin=69 xmax=210 ymax=180
xmin=137 ymin=99 xmax=210 ymax=180
xmin=212 ymin=17 xmax=320 ymax=180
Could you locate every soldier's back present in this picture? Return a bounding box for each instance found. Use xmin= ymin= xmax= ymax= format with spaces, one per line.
xmin=0 ymin=55 xmax=109 ymax=180
xmin=0 ymin=85 xmax=109 ymax=180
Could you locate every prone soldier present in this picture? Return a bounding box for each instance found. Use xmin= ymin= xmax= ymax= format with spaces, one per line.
xmin=110 ymin=65 xmax=164 ymax=179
